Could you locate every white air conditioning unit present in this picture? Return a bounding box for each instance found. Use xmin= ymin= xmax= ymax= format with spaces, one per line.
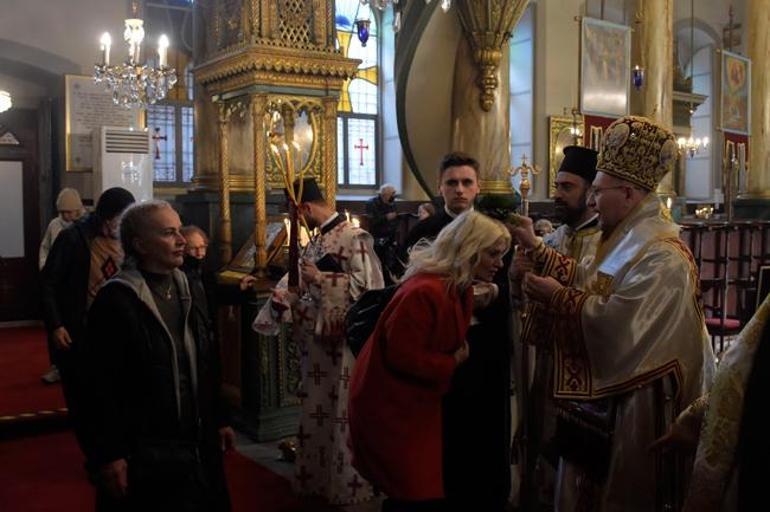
xmin=92 ymin=126 xmax=153 ymax=203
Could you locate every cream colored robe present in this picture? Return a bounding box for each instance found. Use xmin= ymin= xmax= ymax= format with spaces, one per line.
xmin=520 ymin=215 xmax=602 ymax=505
xmin=253 ymin=217 xmax=383 ymax=505
xmin=529 ymin=194 xmax=715 ymax=511
xmin=683 ymin=295 xmax=770 ymax=512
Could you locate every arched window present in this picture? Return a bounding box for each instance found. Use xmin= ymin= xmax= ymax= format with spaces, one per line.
xmin=335 ymin=0 xmax=380 ymax=188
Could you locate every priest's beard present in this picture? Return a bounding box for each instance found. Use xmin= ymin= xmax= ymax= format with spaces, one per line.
xmin=554 ymin=197 xmax=588 ymax=227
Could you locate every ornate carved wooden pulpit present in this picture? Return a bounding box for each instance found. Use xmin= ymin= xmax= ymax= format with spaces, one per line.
xmin=186 ymin=0 xmax=359 ymax=439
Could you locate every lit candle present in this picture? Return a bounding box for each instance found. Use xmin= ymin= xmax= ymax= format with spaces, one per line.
xmin=345 ymin=210 xmax=351 ymax=223
xmin=158 ymin=34 xmax=169 ymax=68
xmin=666 ymin=197 xmax=673 ymax=210
xmin=100 ymin=32 xmax=112 ymax=65
xmin=352 ymin=217 xmax=361 ymax=228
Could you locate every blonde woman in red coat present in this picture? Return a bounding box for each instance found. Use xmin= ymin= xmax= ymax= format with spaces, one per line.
xmin=349 ymin=211 xmax=511 ymax=512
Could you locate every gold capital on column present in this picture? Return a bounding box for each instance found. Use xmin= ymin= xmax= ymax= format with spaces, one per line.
xmin=456 ymin=0 xmax=530 ymax=112
xmin=747 ymin=0 xmax=770 ymax=197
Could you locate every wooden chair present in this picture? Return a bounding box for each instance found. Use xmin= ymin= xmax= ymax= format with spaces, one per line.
xmin=700 ymin=223 xmax=742 ymax=354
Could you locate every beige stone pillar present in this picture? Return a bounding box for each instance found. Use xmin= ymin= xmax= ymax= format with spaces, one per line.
xmin=632 ymin=0 xmax=675 ymax=195
xmin=217 ymin=101 xmax=233 ymax=264
xmin=747 ymin=0 xmax=770 ymax=197
xmin=251 ymin=93 xmax=269 ymax=277
xmin=451 ymin=38 xmax=512 ymax=192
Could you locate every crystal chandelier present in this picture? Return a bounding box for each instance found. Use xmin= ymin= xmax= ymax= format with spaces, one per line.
xmin=678 ymin=135 xmax=709 ymax=159
xmin=0 ymin=90 xmax=11 ymax=113
xmin=93 ymin=2 xmax=177 ymax=109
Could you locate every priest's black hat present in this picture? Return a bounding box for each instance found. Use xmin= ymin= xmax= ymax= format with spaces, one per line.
xmin=558 ymin=145 xmax=599 ymax=184
xmin=285 ymin=177 xmax=325 ymax=204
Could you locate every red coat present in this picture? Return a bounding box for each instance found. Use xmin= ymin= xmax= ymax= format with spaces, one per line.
xmin=348 ymin=273 xmax=473 ymax=500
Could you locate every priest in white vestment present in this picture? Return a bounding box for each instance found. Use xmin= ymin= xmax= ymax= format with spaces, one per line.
xmin=253 ymin=178 xmax=383 ymax=505
xmin=511 ymin=116 xmax=715 ymax=511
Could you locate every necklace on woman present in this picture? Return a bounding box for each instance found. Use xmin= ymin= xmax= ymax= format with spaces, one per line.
xmin=150 ymin=281 xmax=173 ymax=300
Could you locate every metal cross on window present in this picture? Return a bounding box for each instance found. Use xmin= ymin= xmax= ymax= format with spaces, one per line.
xmin=152 ymin=127 xmax=167 ymax=160
xmin=353 ymin=138 xmax=369 ymax=166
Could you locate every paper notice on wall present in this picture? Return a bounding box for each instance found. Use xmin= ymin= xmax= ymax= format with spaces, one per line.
xmin=65 ymin=75 xmax=143 ymax=171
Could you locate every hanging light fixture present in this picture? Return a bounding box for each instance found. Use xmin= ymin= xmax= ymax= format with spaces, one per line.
xmin=93 ymin=1 xmax=177 ymax=109
xmin=632 ymin=65 xmax=645 ymax=90
xmin=354 ymin=18 xmax=372 ymax=47
xmin=0 ymin=90 xmax=11 ymax=113
xmin=678 ymin=135 xmax=710 ymax=158
xmin=356 ymin=0 xmax=452 ymax=41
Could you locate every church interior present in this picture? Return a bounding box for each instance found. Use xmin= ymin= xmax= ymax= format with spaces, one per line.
xmin=1 ymin=0 xmax=769 ymax=510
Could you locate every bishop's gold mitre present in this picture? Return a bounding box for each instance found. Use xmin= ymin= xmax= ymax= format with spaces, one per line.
xmin=596 ymin=116 xmax=679 ymax=191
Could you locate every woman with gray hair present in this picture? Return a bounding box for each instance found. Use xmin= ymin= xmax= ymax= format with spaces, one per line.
xmin=349 ymin=211 xmax=510 ymax=512
xmin=80 ymin=200 xmax=233 ymax=511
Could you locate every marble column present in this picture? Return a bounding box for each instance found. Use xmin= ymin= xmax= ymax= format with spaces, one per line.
xmin=632 ymin=0 xmax=675 ymax=196
xmin=452 ymin=0 xmax=529 ymax=199
xmin=218 ymin=102 xmax=233 ymax=264
xmin=747 ymin=0 xmax=770 ymax=198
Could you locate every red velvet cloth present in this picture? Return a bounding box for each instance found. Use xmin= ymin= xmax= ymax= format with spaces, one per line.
xmin=348 ymin=273 xmax=473 ymax=501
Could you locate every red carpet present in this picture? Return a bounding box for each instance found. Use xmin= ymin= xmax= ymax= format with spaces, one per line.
xmin=0 ymin=326 xmax=66 ymax=420
xmin=0 ymin=430 xmax=339 ymax=511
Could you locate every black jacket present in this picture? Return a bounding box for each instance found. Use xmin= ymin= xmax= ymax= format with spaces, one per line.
xmin=365 ymin=195 xmax=398 ymax=240
xmin=81 ymin=267 xmax=230 ymax=510
xmin=40 ymin=214 xmax=101 ymax=341
xmin=398 ymin=209 xmax=454 ymax=270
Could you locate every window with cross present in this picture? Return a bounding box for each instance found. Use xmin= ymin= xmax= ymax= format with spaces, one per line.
xmin=143 ymin=0 xmax=195 ymax=187
xmin=335 ymin=0 xmax=380 ymax=188
xmin=147 ymin=62 xmax=195 ymax=185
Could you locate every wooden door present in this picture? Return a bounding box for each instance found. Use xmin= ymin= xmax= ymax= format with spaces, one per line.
xmin=0 ymin=108 xmax=40 ymax=321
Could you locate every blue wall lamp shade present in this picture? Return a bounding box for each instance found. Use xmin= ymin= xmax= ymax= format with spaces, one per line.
xmin=355 ymin=18 xmax=371 ymax=47
xmin=632 ymin=65 xmax=645 ymax=90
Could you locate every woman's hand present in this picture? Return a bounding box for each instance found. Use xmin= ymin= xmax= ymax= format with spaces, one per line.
xmin=453 ymin=340 xmax=470 ymax=365
xmin=472 ymin=282 xmax=499 ymax=310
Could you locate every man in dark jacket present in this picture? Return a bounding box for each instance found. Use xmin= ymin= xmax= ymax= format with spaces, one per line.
xmin=81 ymin=201 xmax=233 ymax=511
xmin=40 ymin=187 xmax=135 ymax=441
xmin=401 ymin=152 xmax=514 ymax=511
xmin=401 ymin=153 xmax=479 ymax=258
xmin=366 ymin=184 xmax=399 ymax=284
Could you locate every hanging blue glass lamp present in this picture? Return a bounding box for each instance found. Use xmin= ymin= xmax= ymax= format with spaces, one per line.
xmin=632 ymin=65 xmax=645 ymax=90
xmin=355 ymin=18 xmax=371 ymax=47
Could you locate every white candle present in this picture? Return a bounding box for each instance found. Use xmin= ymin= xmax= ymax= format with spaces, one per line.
xmin=283 ymin=217 xmax=291 ymax=246
xmin=345 ymin=210 xmax=351 ymax=223
xmin=100 ymin=32 xmax=111 ymax=65
xmin=158 ymin=34 xmax=169 ymax=68
xmin=352 ymin=217 xmax=361 ymax=228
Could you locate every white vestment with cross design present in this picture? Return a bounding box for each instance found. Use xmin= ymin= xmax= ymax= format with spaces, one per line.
xmin=253 ymin=219 xmax=383 ymax=504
